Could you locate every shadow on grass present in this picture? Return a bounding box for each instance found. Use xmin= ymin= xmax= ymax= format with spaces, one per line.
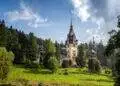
xmin=70 ymin=71 xmax=88 ymax=74
xmin=81 ymin=78 xmax=114 ymax=83
xmin=70 ymin=71 xmax=112 ymax=77
xmin=14 ymin=64 xmax=26 ymax=68
xmin=23 ymin=68 xmax=52 ymax=74
xmin=69 ymin=71 xmax=97 ymax=76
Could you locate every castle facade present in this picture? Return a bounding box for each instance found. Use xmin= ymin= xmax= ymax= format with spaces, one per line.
xmin=61 ymin=22 xmax=78 ymax=67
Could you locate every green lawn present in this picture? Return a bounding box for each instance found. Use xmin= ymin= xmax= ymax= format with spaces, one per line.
xmin=7 ymin=66 xmax=114 ymax=86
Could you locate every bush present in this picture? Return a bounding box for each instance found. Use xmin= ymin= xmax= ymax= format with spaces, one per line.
xmin=47 ymin=56 xmax=59 ymax=73
xmin=14 ymin=78 xmax=29 ymax=86
xmin=63 ymin=69 xmax=69 ymax=75
xmin=105 ymin=68 xmax=111 ymax=74
xmin=114 ymin=60 xmax=120 ymax=86
xmin=24 ymin=61 xmax=40 ymax=69
xmin=0 ymin=47 xmax=14 ymax=80
xmin=78 ymin=67 xmax=88 ymax=73
xmin=114 ymin=76 xmax=120 ymax=86
xmin=115 ymin=59 xmax=120 ymax=75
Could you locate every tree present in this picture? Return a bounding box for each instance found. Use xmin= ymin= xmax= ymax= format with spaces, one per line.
xmin=17 ymin=31 xmax=28 ymax=64
xmin=55 ymin=41 xmax=61 ymax=63
xmin=43 ymin=39 xmax=56 ymax=68
xmin=37 ymin=38 xmax=45 ymax=65
xmin=0 ymin=47 xmax=14 ymax=80
xmin=47 ymin=56 xmax=59 ymax=73
xmin=97 ymin=41 xmax=107 ymax=66
xmin=88 ymin=40 xmax=101 ymax=73
xmin=27 ymin=32 xmax=38 ymax=62
xmin=105 ymin=16 xmax=120 ymax=85
xmin=88 ymin=58 xmax=101 ymax=73
xmin=76 ymin=44 xmax=86 ymax=67
xmin=7 ymin=28 xmax=20 ymax=64
xmin=0 ymin=20 xmax=7 ymax=47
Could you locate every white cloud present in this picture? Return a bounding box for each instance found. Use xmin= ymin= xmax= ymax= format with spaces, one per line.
xmin=85 ymin=17 xmax=110 ymax=45
xmin=71 ymin=0 xmax=91 ymax=22
xmin=91 ymin=17 xmax=105 ymax=29
xmin=71 ymin=0 xmax=110 ymax=44
xmin=5 ymin=1 xmax=47 ymax=28
xmin=108 ymin=0 xmax=120 ymax=18
xmin=86 ymin=28 xmax=108 ymax=44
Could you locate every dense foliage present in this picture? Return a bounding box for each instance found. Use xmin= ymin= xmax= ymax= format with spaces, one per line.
xmin=105 ymin=17 xmax=120 ymax=86
xmin=43 ymin=39 xmax=56 ymax=68
xmin=76 ymin=44 xmax=86 ymax=67
xmin=47 ymin=56 xmax=59 ymax=73
xmin=0 ymin=20 xmax=60 ymax=69
xmin=0 ymin=47 xmax=14 ymax=80
xmin=88 ymin=58 xmax=101 ymax=73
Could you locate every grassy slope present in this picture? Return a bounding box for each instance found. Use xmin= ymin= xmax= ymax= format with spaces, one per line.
xmin=7 ymin=66 xmax=114 ymax=86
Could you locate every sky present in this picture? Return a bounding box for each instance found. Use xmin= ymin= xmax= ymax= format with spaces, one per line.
xmin=0 ymin=0 xmax=120 ymax=45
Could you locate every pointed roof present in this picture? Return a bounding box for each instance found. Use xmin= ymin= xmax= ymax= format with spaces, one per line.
xmin=66 ymin=20 xmax=78 ymax=44
xmin=93 ymin=37 xmax=95 ymax=44
xmin=69 ymin=19 xmax=75 ymax=36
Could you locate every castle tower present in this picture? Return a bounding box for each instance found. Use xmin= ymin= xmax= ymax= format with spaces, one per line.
xmin=65 ymin=21 xmax=78 ymax=66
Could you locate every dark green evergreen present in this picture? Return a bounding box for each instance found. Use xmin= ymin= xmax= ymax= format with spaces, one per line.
xmin=43 ymin=39 xmax=56 ymax=68
xmin=76 ymin=44 xmax=86 ymax=67
xmin=105 ymin=16 xmax=120 ymax=86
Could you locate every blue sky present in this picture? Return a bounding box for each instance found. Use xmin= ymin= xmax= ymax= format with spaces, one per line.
xmin=0 ymin=0 xmax=120 ymax=44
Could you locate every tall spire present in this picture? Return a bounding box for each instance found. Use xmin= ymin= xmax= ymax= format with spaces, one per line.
xmin=65 ymin=19 xmax=78 ymax=45
xmin=70 ymin=18 xmax=73 ymax=32
xmin=69 ymin=18 xmax=74 ymax=35
xmin=70 ymin=18 xmax=72 ymax=26
xmin=93 ymin=36 xmax=95 ymax=44
xmin=71 ymin=18 xmax=72 ymax=25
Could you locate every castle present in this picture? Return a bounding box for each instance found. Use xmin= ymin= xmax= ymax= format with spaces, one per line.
xmin=61 ymin=21 xmax=78 ymax=67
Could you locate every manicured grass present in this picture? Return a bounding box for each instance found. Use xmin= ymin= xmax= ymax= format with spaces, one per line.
xmin=7 ymin=66 xmax=114 ymax=86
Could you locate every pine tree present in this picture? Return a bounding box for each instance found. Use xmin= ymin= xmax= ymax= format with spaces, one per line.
xmin=0 ymin=20 xmax=7 ymax=47
xmin=55 ymin=41 xmax=61 ymax=63
xmin=27 ymin=32 xmax=38 ymax=61
xmin=43 ymin=39 xmax=56 ymax=68
xmin=76 ymin=44 xmax=86 ymax=67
